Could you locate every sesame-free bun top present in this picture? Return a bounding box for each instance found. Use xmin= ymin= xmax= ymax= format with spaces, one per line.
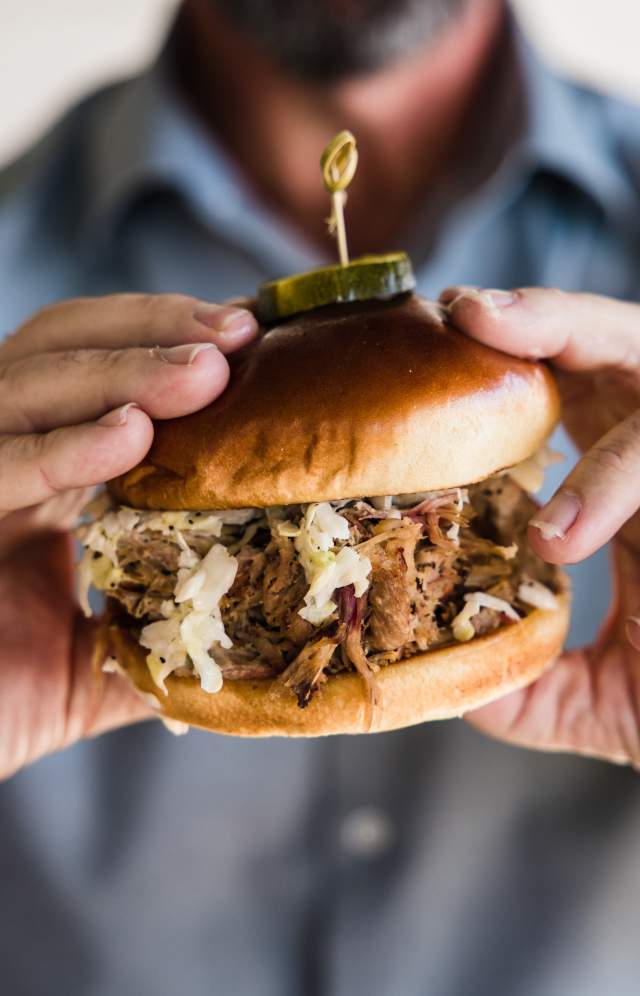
xmin=110 ymin=294 xmax=560 ymax=510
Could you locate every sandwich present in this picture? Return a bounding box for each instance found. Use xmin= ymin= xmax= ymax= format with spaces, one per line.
xmin=77 ymin=283 xmax=570 ymax=736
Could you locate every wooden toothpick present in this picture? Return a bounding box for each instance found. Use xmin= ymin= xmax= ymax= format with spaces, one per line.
xmin=321 ymin=131 xmax=358 ymax=267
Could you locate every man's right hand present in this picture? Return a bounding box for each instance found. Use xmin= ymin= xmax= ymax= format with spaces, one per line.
xmin=0 ymin=293 xmax=258 ymax=781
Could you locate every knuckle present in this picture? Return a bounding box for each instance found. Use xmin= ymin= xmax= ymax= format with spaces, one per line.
xmin=35 ymin=429 xmax=69 ymax=493
xmin=520 ymin=286 xmax=566 ymax=308
xmin=70 ymin=346 xmax=129 ymax=375
xmin=135 ymin=293 xmax=197 ymax=336
xmin=54 ymin=347 xmax=88 ymax=368
xmin=46 ymin=347 xmax=111 ymax=380
xmin=582 ymin=445 xmax=626 ymax=477
xmin=0 ymin=432 xmax=60 ymax=497
xmin=97 ymin=347 xmax=130 ymax=374
xmin=166 ymin=293 xmax=201 ymax=335
xmin=0 ymin=359 xmax=37 ymax=432
xmin=577 ymin=408 xmax=640 ymax=481
xmin=160 ymin=292 xmax=196 ymax=312
xmin=599 ymin=448 xmax=630 ymax=477
xmin=583 ymin=436 xmax=636 ymax=478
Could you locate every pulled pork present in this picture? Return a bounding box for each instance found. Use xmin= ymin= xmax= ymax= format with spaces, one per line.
xmin=83 ymin=475 xmax=562 ymax=711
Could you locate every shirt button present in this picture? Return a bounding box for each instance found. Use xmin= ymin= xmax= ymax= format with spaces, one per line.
xmin=340 ymin=806 xmax=394 ymax=859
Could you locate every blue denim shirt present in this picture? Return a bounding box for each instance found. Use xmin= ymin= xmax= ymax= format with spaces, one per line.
xmin=2 ymin=20 xmax=640 ymax=996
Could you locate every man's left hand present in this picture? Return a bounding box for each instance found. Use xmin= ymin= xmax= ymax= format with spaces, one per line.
xmin=442 ymin=285 xmax=640 ymax=767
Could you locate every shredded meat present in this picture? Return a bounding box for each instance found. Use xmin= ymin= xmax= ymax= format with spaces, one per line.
xmin=469 ymin=477 xmax=534 ymax=544
xmin=218 ymin=655 xmax=279 ymax=681
xmin=104 ymin=474 xmax=563 ymax=710
xmin=262 ymin=534 xmax=306 ymax=627
xmin=108 ymin=534 xmax=179 ymax=619
xmin=282 ymin=636 xmax=340 ymax=707
xmin=345 ymin=609 xmax=379 ymax=728
xmin=224 ymin=547 xmax=267 ymax=616
xmin=115 ymin=587 xmax=165 ymax=620
xmin=118 ymin=534 xmax=179 ymax=579
xmin=367 ymin=547 xmax=412 ymax=651
xmin=358 ymin=520 xmax=422 ymax=651
xmin=221 ymin=540 xmax=312 ymax=668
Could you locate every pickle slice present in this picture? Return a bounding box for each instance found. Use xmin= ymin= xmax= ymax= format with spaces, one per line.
xmin=257 ymin=252 xmax=416 ymax=324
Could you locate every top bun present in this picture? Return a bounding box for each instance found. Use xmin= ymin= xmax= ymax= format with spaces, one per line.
xmin=110 ymin=294 xmax=560 ymax=510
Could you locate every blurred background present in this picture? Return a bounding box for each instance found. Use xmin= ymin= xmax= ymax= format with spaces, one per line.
xmin=0 ymin=0 xmax=639 ymax=168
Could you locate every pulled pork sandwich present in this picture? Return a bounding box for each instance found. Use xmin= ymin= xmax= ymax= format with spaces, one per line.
xmin=78 ymin=291 xmax=570 ymax=736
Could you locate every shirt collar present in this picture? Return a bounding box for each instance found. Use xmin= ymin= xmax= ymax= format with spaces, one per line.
xmin=79 ymin=44 xmax=320 ymax=273
xmin=78 ymin=15 xmax=636 ymax=256
xmin=514 ymin=27 xmax=635 ymax=222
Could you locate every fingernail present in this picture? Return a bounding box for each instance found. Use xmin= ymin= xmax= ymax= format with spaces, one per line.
xmin=625 ymin=616 xmax=640 ymax=651
xmin=484 ymin=289 xmax=517 ymax=309
xmin=446 ymin=288 xmax=516 ymax=319
xmin=438 ymin=285 xmax=479 ymax=304
xmin=194 ymin=304 xmax=256 ymax=336
xmin=98 ymin=403 xmax=140 ymax=427
xmin=529 ymin=492 xmax=581 ymax=541
xmin=160 ymin=342 xmax=218 ymax=365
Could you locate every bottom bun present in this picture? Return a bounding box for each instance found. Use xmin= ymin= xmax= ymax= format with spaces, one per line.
xmin=109 ymin=588 xmax=570 ymax=737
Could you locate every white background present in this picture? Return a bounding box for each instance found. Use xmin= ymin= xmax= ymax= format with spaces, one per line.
xmin=0 ymin=0 xmax=639 ymax=167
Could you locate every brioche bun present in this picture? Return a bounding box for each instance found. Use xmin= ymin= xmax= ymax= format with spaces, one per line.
xmin=109 ymin=295 xmax=560 ymax=510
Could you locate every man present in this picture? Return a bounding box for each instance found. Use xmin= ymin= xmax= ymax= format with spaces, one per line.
xmin=2 ymin=1 xmax=640 ymax=992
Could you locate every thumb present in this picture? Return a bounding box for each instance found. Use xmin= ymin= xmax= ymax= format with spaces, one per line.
xmin=440 ymin=285 xmax=640 ymax=377
xmin=526 ymin=407 xmax=640 ymax=564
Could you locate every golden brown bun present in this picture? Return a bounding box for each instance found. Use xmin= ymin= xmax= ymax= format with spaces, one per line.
xmin=109 ymin=295 xmax=560 ymax=510
xmin=109 ymin=589 xmax=570 ymax=737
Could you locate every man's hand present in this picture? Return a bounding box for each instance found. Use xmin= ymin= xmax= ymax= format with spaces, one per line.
xmin=441 ymin=285 xmax=640 ymax=767
xmin=0 ymin=293 xmax=258 ymax=780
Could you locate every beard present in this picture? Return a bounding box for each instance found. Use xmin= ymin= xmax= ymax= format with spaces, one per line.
xmin=210 ymin=0 xmax=473 ymax=82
